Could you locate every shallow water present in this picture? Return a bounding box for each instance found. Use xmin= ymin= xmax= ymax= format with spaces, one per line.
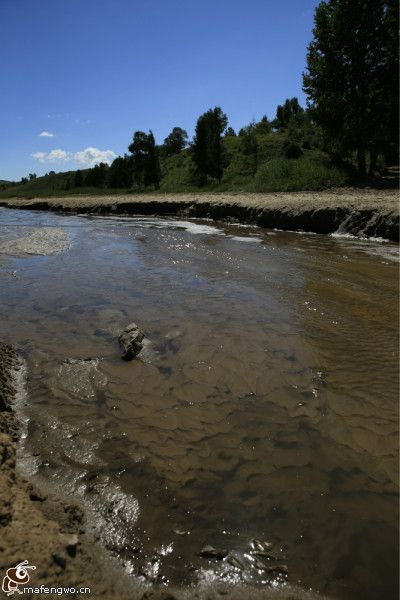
xmin=0 ymin=207 xmax=398 ymax=599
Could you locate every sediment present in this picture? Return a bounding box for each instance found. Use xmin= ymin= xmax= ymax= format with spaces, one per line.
xmin=0 ymin=343 xmax=331 ymax=599
xmin=1 ymin=188 xmax=399 ymax=241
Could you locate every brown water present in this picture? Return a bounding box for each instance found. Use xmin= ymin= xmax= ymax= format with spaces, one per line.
xmin=0 ymin=208 xmax=398 ymax=599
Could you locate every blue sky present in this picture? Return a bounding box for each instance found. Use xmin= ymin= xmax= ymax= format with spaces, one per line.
xmin=0 ymin=0 xmax=320 ymax=180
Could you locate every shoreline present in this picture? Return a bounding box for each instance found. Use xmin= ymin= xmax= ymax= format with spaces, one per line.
xmin=1 ymin=188 xmax=399 ymax=241
xmin=0 ymin=347 xmax=330 ymax=600
xmin=0 ymin=344 xmax=138 ymax=599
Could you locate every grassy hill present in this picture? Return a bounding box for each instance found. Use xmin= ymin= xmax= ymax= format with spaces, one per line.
xmin=0 ymin=131 xmax=349 ymax=200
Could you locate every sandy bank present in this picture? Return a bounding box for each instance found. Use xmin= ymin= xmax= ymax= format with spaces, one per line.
xmin=1 ymin=188 xmax=399 ymax=241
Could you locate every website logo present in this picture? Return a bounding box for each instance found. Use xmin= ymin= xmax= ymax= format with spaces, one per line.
xmin=2 ymin=560 xmax=36 ymax=596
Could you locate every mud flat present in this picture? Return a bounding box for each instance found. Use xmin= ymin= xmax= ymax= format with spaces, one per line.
xmin=1 ymin=187 xmax=399 ymax=241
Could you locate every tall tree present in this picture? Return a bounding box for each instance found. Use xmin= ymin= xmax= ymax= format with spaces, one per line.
xmin=74 ymin=169 xmax=83 ymax=187
xmin=254 ymin=115 xmax=271 ymax=134
xmin=109 ymin=155 xmax=133 ymax=188
xmin=163 ymin=127 xmax=188 ymax=157
xmin=128 ymin=131 xmax=160 ymax=189
xmin=85 ymin=162 xmax=108 ymax=187
xmin=192 ymin=107 xmax=228 ymax=184
xmin=241 ymin=131 xmax=259 ymax=175
xmin=303 ymin=0 xmax=399 ymax=175
xmin=274 ymin=98 xmax=304 ymax=130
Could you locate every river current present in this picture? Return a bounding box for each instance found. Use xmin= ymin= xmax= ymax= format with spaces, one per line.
xmin=0 ymin=207 xmax=398 ymax=599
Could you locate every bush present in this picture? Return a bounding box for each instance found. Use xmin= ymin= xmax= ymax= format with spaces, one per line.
xmin=250 ymin=157 xmax=347 ymax=192
xmin=283 ymin=140 xmax=303 ymax=159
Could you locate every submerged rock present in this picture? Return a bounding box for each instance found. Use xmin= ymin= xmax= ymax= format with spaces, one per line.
xmin=197 ymin=545 xmax=228 ymax=560
xmin=118 ymin=323 xmax=145 ymax=361
xmin=0 ymin=228 xmax=70 ymax=256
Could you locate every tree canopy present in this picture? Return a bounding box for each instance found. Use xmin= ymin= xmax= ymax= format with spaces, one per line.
xmin=128 ymin=130 xmax=161 ymax=189
xmin=274 ymin=98 xmax=305 ymax=130
xmin=163 ymin=127 xmax=188 ymax=157
xmin=303 ymin=0 xmax=399 ymax=174
xmin=192 ymin=107 xmax=228 ymax=184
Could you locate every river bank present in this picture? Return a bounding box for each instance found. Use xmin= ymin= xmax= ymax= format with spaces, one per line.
xmin=1 ymin=188 xmax=399 ymax=241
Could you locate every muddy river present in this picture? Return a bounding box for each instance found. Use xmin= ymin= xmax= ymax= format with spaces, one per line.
xmin=0 ymin=207 xmax=398 ymax=599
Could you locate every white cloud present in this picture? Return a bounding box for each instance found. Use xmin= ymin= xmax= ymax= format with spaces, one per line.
xmin=31 ymin=149 xmax=70 ymax=163
xmin=48 ymin=149 xmax=70 ymax=161
xmin=74 ymin=147 xmax=117 ymax=167
xmin=31 ymin=152 xmax=47 ymax=163
xmin=31 ymin=146 xmax=116 ymax=166
xmin=39 ymin=131 xmax=55 ymax=137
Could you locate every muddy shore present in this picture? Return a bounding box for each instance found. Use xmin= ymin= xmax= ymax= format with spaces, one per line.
xmin=1 ymin=188 xmax=399 ymax=241
xmin=0 ymin=345 xmax=329 ymax=599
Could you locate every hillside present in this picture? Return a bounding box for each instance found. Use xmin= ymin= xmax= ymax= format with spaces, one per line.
xmin=0 ymin=130 xmax=350 ymax=199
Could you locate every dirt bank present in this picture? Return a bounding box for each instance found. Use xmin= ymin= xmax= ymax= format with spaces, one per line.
xmin=1 ymin=188 xmax=399 ymax=241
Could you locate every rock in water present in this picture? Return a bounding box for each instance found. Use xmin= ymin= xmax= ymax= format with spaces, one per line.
xmin=118 ymin=323 xmax=145 ymax=361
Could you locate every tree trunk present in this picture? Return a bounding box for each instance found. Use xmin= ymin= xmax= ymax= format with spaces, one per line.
xmin=369 ymin=148 xmax=378 ymax=176
xmin=357 ymin=147 xmax=366 ymax=176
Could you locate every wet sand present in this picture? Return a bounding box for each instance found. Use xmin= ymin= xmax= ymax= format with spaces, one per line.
xmin=1 ymin=187 xmax=399 ymax=241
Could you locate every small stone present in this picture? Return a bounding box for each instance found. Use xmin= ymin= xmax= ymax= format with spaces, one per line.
xmin=198 ymin=545 xmax=228 ymax=560
xmin=250 ymin=538 xmax=274 ymax=552
xmin=265 ymin=563 xmax=288 ymax=575
xmin=60 ymin=533 xmax=78 ymax=557
xmin=52 ymin=553 xmax=66 ymax=569
xmin=29 ymin=490 xmax=46 ymax=502
xmin=226 ymin=552 xmax=245 ymax=570
xmin=118 ymin=323 xmax=145 ymax=361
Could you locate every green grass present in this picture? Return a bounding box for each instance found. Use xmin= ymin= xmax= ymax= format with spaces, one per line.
xmin=249 ymin=156 xmax=347 ymax=192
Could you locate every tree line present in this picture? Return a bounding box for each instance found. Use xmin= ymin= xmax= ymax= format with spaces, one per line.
xmin=72 ymin=99 xmax=320 ymax=190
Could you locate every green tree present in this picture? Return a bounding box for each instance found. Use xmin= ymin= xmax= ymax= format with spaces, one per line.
xmin=85 ymin=162 xmax=108 ymax=187
xmin=303 ymin=0 xmax=399 ymax=175
xmin=225 ymin=127 xmax=236 ymax=137
xmin=128 ymin=131 xmax=160 ymax=189
xmin=241 ymin=132 xmax=259 ymax=175
xmin=254 ymin=115 xmax=271 ymax=134
xmin=109 ymin=155 xmax=133 ymax=188
xmin=163 ymin=127 xmax=188 ymax=157
xmin=74 ymin=170 xmax=83 ymax=187
xmin=274 ymin=98 xmax=304 ymax=130
xmin=192 ymin=107 xmax=228 ymax=184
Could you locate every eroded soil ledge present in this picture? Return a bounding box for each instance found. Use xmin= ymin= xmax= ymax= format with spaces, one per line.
xmin=1 ymin=188 xmax=399 ymax=241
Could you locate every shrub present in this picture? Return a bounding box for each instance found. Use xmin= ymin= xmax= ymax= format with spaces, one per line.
xmin=283 ymin=140 xmax=303 ymax=159
xmin=250 ymin=157 xmax=347 ymax=192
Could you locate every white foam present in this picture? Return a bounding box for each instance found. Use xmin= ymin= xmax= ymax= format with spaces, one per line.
xmin=229 ymin=235 xmax=262 ymax=243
